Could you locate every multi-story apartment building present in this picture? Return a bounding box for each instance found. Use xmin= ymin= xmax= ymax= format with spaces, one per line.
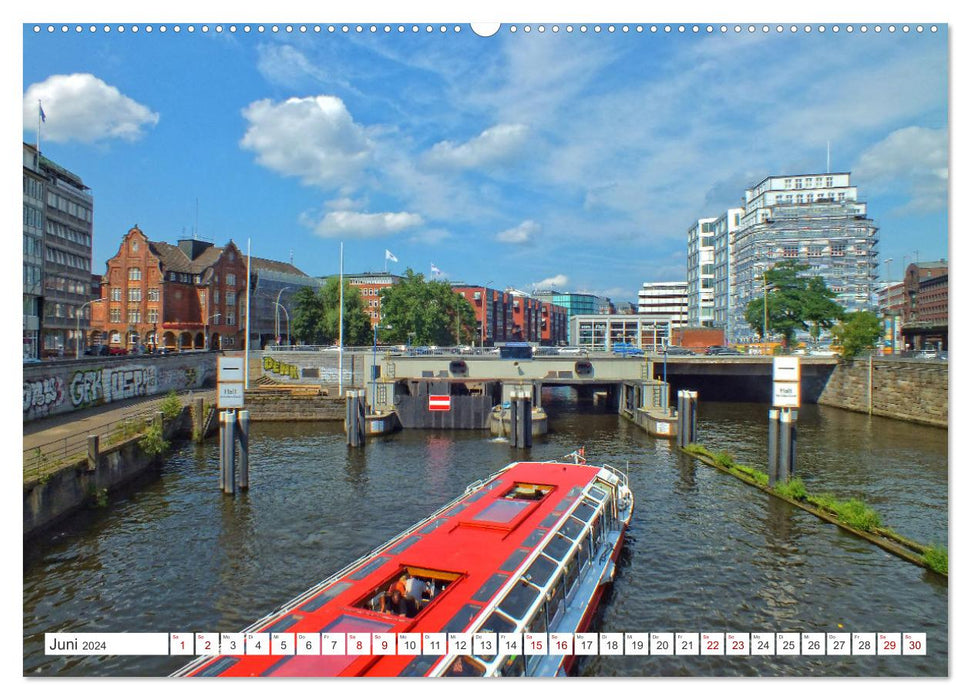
xmin=728 ymin=172 xmax=878 ymax=342
xmin=23 ymin=144 xmax=45 ymax=359
xmin=92 ymin=227 xmax=249 ymax=351
xmin=249 ymin=258 xmax=323 ymax=348
xmin=23 ymin=144 xmax=96 ymax=357
xmin=345 ymin=272 xmax=402 ymax=327
xmin=711 ymin=207 xmax=744 ymax=339
xmin=686 ymin=217 xmax=716 ymax=327
xmin=636 ymin=282 xmax=688 ymax=328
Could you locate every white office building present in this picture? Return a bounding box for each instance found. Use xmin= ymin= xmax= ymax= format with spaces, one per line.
xmin=711 ymin=207 xmax=745 ymax=340
xmin=637 ymin=282 xmax=688 ymax=328
xmin=686 ymin=217 xmax=717 ymax=327
xmin=728 ymin=172 xmax=878 ymax=343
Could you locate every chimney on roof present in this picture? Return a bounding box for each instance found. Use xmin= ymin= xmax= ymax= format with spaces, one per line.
xmin=177 ymin=238 xmax=214 ymax=260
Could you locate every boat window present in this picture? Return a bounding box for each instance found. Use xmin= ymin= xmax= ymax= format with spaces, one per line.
xmin=443 ymin=502 xmax=470 ymax=517
xmin=542 ymin=534 xmax=572 ymax=562
xmin=521 ymin=528 xmax=548 ymax=548
xmin=400 ymin=655 xmax=438 ymax=677
xmin=473 ymin=499 xmax=531 ymax=524
xmin=196 ymin=657 xmax=239 ymax=677
xmin=539 ymin=512 xmax=561 ymax=529
xmin=498 ymin=580 xmax=541 ymax=620
xmin=262 ymin=614 xmax=300 ymax=633
xmin=418 ymin=517 xmax=449 ymax=535
xmin=347 ymin=556 xmax=391 ymax=581
xmin=498 ymin=654 xmax=526 ymax=677
xmin=502 ymin=482 xmax=553 ymax=501
xmin=573 ymin=500 xmax=598 ymax=522
xmin=464 ymin=489 xmax=489 ymax=504
xmin=479 ymin=611 xmax=516 ymax=634
xmin=577 ymin=538 xmax=589 ymax=571
xmin=563 ymin=557 xmax=578 ymax=596
xmin=387 ymin=535 xmax=420 ymax=555
xmin=588 ymin=485 xmax=608 ymax=502
xmin=547 ymin=574 xmax=565 ymax=623
xmin=499 ymin=547 xmax=530 ymax=573
xmin=527 ymin=601 xmax=547 ymax=634
xmin=523 ymin=554 xmax=557 ymax=588
xmin=589 ymin=514 xmax=602 ymax=544
xmin=300 ymin=581 xmax=353 ymax=612
xmin=443 ymin=656 xmax=485 ymax=677
xmin=552 ymin=496 xmax=574 ymax=516
xmin=442 ymin=604 xmax=482 ymax=633
xmin=472 ymin=573 xmax=509 ymax=603
xmin=557 ymin=516 xmax=585 ymax=541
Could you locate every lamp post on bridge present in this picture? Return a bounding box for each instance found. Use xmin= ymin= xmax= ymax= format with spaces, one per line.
xmin=271 ymin=302 xmax=290 ymax=346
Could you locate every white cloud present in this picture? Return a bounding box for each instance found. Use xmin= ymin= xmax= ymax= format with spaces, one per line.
xmin=496 ymin=220 xmax=540 ymax=245
xmin=256 ymin=44 xmax=328 ymax=88
xmin=531 ymin=274 xmax=569 ymax=290
xmin=425 ymin=123 xmax=529 ymax=170
xmin=23 ymin=73 xmax=159 ymax=144
xmin=240 ymin=95 xmax=371 ymax=189
xmin=852 ymin=126 xmax=948 ymax=213
xmin=310 ymin=210 xmax=423 ymax=239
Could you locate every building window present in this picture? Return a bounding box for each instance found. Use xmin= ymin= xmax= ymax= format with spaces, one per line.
xmin=148 ymin=308 xmax=159 ymax=323
xmin=111 ymin=287 xmax=122 ymax=302
xmin=128 ymin=287 xmax=142 ymax=302
xmin=110 ymin=308 xmax=121 ymax=323
xmin=132 ymin=241 xmax=139 ymax=252
xmin=226 ymin=273 xmax=236 ymax=286
xmin=794 ymin=178 xmax=802 ymax=189
xmin=129 ymin=267 xmax=141 ymax=281
xmin=148 ymin=288 xmax=159 ymax=301
xmin=226 ymin=310 xmax=236 ymax=325
xmin=226 ymin=291 xmax=236 ymax=305
xmin=831 ymin=244 xmax=845 ymax=257
xmin=128 ymin=310 xmax=141 ymax=323
xmin=214 ymin=290 xmax=220 ymax=304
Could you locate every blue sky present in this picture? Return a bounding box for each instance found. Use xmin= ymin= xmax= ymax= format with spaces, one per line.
xmin=22 ymin=20 xmax=948 ymax=304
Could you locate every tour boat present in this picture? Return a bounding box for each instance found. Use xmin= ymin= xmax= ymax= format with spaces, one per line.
xmin=174 ymin=451 xmax=633 ymax=677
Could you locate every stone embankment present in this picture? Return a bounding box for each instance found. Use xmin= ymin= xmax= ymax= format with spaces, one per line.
xmin=818 ymin=357 xmax=947 ymax=427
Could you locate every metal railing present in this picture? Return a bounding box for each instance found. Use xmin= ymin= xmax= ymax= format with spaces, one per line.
xmin=22 ymin=393 xmax=197 ymax=482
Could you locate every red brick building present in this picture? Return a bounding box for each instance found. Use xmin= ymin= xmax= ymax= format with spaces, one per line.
xmin=91 ymin=226 xmax=249 ymax=351
xmin=452 ymin=284 xmax=568 ymax=346
xmin=900 ymin=260 xmax=948 ymax=351
xmin=344 ymin=272 xmax=402 ymax=326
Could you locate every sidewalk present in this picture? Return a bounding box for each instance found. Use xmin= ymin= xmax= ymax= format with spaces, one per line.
xmin=23 ymin=388 xmax=216 ymax=452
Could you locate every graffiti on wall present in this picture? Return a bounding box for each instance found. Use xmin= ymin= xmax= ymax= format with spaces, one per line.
xmin=23 ymin=376 xmax=65 ymax=416
xmin=67 ymin=365 xmax=160 ymax=408
xmin=263 ymin=356 xmax=300 ymax=380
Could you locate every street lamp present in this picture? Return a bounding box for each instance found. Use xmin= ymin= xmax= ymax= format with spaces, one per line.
xmin=205 ymin=312 xmax=221 ymax=351
xmin=274 ymin=286 xmax=291 ymax=344
xmin=76 ymin=298 xmax=107 ymax=359
xmin=271 ymin=302 xmax=290 ymax=346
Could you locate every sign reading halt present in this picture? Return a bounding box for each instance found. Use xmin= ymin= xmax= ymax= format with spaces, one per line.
xmin=218 ymin=357 xmax=245 ymax=409
xmin=772 ymin=356 xmax=801 ymax=408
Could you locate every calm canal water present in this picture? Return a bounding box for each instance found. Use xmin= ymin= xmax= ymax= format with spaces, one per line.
xmin=23 ymin=390 xmax=948 ymax=676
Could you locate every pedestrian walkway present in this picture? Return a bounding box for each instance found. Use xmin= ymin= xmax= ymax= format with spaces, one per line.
xmin=23 ymin=389 xmax=216 ymax=479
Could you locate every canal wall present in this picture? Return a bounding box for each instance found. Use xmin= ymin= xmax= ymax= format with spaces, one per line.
xmin=242 ymin=391 xmax=345 ymax=421
xmin=24 ymin=408 xmax=192 ymax=539
xmin=23 ymin=353 xmax=217 ymax=423
xmin=818 ymin=358 xmax=948 ymax=427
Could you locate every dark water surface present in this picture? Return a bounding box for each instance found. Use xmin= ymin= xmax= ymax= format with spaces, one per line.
xmin=23 ymin=390 xmax=948 ymax=676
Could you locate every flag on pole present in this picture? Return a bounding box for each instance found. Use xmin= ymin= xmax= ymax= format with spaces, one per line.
xmin=385 ymin=249 xmax=398 ymax=263
xmin=431 ymin=263 xmax=441 ymax=276
xmin=39 ymin=103 xmax=46 ymax=123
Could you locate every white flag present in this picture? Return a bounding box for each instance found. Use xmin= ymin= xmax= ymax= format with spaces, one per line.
xmin=431 ymin=263 xmax=441 ymax=275
xmin=385 ymin=249 xmax=398 ymax=263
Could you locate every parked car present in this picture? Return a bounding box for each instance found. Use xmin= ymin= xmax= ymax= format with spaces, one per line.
xmin=612 ymin=342 xmax=645 ymax=357
xmin=108 ymin=346 xmax=128 ymax=356
xmin=558 ymin=347 xmax=589 ymax=356
xmin=661 ymin=346 xmax=695 ymax=356
xmin=84 ymin=344 xmax=110 ymax=356
xmin=23 ymin=356 xmax=41 ymax=364
xmin=706 ymin=346 xmax=743 ymax=356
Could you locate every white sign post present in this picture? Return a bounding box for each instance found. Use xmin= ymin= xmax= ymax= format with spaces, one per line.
xmin=218 ymin=357 xmax=245 ymax=409
xmin=772 ymin=357 xmax=801 ymax=408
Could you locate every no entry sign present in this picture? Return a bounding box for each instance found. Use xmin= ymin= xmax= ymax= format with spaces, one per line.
xmin=428 ymin=395 xmax=451 ymax=411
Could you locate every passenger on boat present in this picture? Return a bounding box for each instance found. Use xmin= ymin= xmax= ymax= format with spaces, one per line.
xmin=404 ymin=575 xmax=427 ymax=609
xmin=380 ymin=588 xmax=418 ymax=617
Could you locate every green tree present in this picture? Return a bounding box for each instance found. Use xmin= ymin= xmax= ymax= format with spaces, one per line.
xmin=832 ymin=311 xmax=882 ymax=358
xmin=291 ymin=280 xmax=372 ymax=345
xmin=379 ymin=269 xmax=477 ymax=346
xmin=744 ymin=262 xmax=844 ymax=347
